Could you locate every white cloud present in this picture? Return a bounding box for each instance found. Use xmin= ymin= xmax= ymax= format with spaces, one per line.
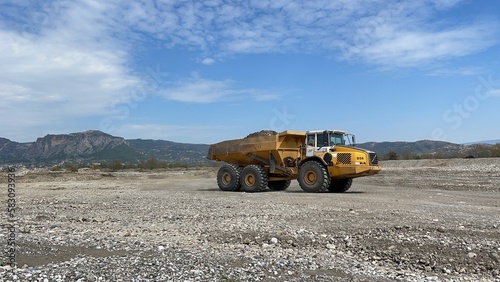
xmin=488 ymin=89 xmax=500 ymax=97
xmin=162 ymin=78 xmax=234 ymax=103
xmin=4 ymin=1 xmax=493 ymax=79
xmin=0 ymin=29 xmax=140 ymax=118
xmin=341 ymin=22 xmax=497 ymax=68
xmin=427 ymin=67 xmax=485 ymax=77
xmin=160 ymin=75 xmax=279 ymax=103
xmin=0 ymin=1 xmax=142 ymax=141
xmin=201 ymin=58 xmax=216 ymax=65
xmin=432 ymin=0 xmax=463 ymax=9
xmin=93 ymin=0 xmax=497 ymax=68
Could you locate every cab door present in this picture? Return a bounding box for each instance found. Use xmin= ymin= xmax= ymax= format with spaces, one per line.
xmin=305 ymin=133 xmax=316 ymax=157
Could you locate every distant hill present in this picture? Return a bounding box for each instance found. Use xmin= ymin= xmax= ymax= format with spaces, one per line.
xmin=0 ymin=130 xmax=131 ymax=165
xmin=356 ymin=140 xmax=467 ymax=158
xmin=0 ymin=130 xmax=211 ymax=166
xmin=126 ymin=139 xmax=210 ymax=166
xmin=464 ymin=139 xmax=500 ymax=145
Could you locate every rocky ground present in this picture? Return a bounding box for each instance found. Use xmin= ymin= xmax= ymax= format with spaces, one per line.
xmin=1 ymin=158 xmax=499 ymax=281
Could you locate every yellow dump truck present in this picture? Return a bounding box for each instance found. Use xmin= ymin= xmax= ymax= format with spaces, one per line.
xmin=207 ymin=130 xmax=381 ymax=193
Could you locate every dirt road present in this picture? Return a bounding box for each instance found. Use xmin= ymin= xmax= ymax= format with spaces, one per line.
xmin=1 ymin=158 xmax=499 ymax=281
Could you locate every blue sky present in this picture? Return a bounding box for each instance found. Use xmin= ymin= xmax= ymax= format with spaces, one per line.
xmin=1 ymin=0 xmax=499 ymax=144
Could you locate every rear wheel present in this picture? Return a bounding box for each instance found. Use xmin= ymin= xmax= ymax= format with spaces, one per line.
xmin=328 ymin=179 xmax=353 ymax=193
xmin=268 ymin=179 xmax=291 ymax=191
xmin=298 ymin=161 xmax=330 ymax=192
xmin=216 ymin=164 xmax=241 ymax=191
xmin=240 ymin=165 xmax=268 ymax=192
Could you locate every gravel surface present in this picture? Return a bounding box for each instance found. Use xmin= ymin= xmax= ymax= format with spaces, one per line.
xmin=1 ymin=158 xmax=499 ymax=281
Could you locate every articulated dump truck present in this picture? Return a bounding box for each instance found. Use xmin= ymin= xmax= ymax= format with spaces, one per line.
xmin=207 ymin=130 xmax=381 ymax=193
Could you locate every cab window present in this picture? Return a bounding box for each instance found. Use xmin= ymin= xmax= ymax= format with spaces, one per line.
xmin=306 ymin=134 xmax=315 ymax=146
xmin=317 ymin=133 xmax=327 ymax=147
xmin=330 ymin=133 xmax=345 ymax=145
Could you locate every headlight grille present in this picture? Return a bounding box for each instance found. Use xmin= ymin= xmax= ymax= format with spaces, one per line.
xmin=337 ymin=153 xmax=352 ymax=165
xmin=369 ymin=153 xmax=378 ymax=165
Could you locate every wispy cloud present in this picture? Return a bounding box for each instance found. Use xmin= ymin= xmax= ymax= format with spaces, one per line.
xmin=427 ymin=67 xmax=485 ymax=77
xmin=201 ymin=58 xmax=216 ymax=65
xmin=341 ymin=21 xmax=497 ymax=68
xmin=488 ymin=89 xmax=500 ymax=97
xmin=160 ymin=75 xmax=279 ymax=103
xmin=0 ymin=28 xmax=140 ymax=124
xmin=0 ymin=1 xmax=143 ymax=139
xmin=96 ymin=0 xmax=498 ymax=68
xmin=4 ymin=1 xmax=497 ymax=71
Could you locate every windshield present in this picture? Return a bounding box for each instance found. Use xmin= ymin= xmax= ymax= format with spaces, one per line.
xmin=330 ymin=133 xmax=345 ymax=145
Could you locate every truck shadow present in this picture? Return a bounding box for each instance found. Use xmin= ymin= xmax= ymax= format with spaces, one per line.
xmin=196 ymin=188 xmax=366 ymax=194
xmin=196 ymin=187 xmax=223 ymax=192
xmin=282 ymin=190 xmax=366 ymax=194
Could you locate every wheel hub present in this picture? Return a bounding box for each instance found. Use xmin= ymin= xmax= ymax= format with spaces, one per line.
xmin=305 ymin=171 xmax=317 ymax=185
xmin=245 ymin=174 xmax=255 ymax=186
xmin=222 ymin=172 xmax=231 ymax=185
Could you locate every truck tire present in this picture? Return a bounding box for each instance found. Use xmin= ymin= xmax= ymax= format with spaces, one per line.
xmin=268 ymin=179 xmax=291 ymax=191
xmin=328 ymin=179 xmax=352 ymax=193
xmin=240 ymin=165 xmax=268 ymax=192
xmin=298 ymin=161 xmax=330 ymax=192
xmin=217 ymin=164 xmax=241 ymax=191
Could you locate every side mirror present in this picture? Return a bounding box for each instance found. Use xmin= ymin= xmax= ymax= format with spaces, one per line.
xmin=351 ymin=135 xmax=356 ymax=146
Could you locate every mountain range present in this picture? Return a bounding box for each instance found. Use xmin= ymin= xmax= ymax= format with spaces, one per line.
xmin=0 ymin=130 xmax=210 ymax=166
xmin=464 ymin=139 xmax=500 ymax=145
xmin=357 ymin=140 xmax=466 ymax=158
xmin=0 ymin=130 xmax=498 ymax=166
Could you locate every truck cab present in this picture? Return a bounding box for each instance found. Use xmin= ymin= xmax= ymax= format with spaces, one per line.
xmin=305 ymin=130 xmax=354 ymax=157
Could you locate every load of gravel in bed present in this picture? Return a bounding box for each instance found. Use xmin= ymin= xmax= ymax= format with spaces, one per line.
xmin=245 ymin=130 xmax=278 ymax=138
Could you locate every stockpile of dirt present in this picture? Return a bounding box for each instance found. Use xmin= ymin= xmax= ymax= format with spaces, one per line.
xmin=245 ymin=130 xmax=278 ymax=138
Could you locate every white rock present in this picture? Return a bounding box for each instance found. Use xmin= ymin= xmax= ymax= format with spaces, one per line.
xmin=326 ymin=244 xmax=336 ymax=250
xmin=467 ymin=252 xmax=477 ymax=258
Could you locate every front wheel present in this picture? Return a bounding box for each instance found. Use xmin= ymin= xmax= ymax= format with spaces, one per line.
xmin=328 ymin=179 xmax=352 ymax=193
xmin=298 ymin=161 xmax=330 ymax=192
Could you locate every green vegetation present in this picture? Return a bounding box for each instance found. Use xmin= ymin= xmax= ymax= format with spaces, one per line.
xmin=467 ymin=143 xmax=500 ymax=158
xmin=89 ymin=143 xmax=146 ymax=162
xmin=88 ymin=158 xmax=190 ymax=171
xmin=49 ymin=163 xmax=79 ymax=172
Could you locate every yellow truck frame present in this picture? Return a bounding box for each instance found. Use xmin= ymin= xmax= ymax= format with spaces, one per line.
xmin=207 ymin=130 xmax=381 ymax=193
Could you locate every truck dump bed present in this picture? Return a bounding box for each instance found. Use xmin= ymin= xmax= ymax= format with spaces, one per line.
xmin=207 ymin=130 xmax=306 ymax=168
